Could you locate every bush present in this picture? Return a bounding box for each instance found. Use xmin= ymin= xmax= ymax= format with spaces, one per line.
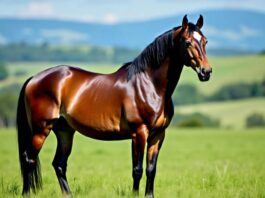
xmin=0 ymin=62 xmax=8 ymax=80
xmin=210 ymin=83 xmax=252 ymax=100
xmin=246 ymin=113 xmax=265 ymax=128
xmin=172 ymin=112 xmax=220 ymax=128
xmin=0 ymin=91 xmax=18 ymax=127
xmin=173 ymin=84 xmax=204 ymax=105
xmin=0 ymin=43 xmax=139 ymax=63
xmin=14 ymin=70 xmax=27 ymax=77
xmin=0 ymin=84 xmax=20 ymax=127
xmin=209 ymin=81 xmax=265 ymax=101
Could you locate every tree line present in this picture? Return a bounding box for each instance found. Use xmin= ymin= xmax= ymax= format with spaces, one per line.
xmin=173 ymin=80 xmax=265 ymax=105
xmin=0 ymin=43 xmax=140 ymax=63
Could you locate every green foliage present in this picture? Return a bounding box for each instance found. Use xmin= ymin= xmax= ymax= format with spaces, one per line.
xmin=172 ymin=112 xmax=220 ymax=127
xmin=0 ymin=62 xmax=8 ymax=81
xmin=177 ymin=98 xmax=265 ymax=129
xmin=1 ymin=128 xmax=265 ymax=197
xmin=0 ymin=43 xmax=139 ymax=63
xmin=209 ymin=81 xmax=265 ymax=101
xmin=0 ymin=86 xmax=19 ymax=127
xmin=14 ymin=70 xmax=27 ymax=77
xmin=172 ymin=81 xmax=265 ymax=106
xmin=246 ymin=113 xmax=265 ymax=128
xmin=173 ymin=84 xmax=204 ymax=105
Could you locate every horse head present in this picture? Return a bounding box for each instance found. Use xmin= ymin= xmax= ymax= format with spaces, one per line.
xmin=175 ymin=15 xmax=212 ymax=81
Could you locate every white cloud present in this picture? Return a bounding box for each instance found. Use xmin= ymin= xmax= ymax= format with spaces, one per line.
xmin=22 ymin=28 xmax=33 ymax=35
xmin=0 ymin=34 xmax=7 ymax=44
xmin=103 ymin=13 xmax=118 ymax=24
xmin=1 ymin=0 xmax=264 ymax=23
xmin=240 ymin=26 xmax=260 ymax=37
xmin=206 ymin=26 xmax=261 ymax=41
xmin=41 ymin=29 xmax=88 ymax=43
xmin=207 ymin=40 xmax=221 ymax=48
xmin=222 ymin=31 xmax=240 ymax=41
xmin=18 ymin=2 xmax=54 ymax=18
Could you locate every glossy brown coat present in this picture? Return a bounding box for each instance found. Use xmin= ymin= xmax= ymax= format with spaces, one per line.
xmin=17 ymin=15 xmax=211 ymax=197
xmin=26 ymin=64 xmax=172 ymax=140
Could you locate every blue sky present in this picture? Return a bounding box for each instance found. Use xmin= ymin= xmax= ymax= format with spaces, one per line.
xmin=0 ymin=0 xmax=265 ymax=23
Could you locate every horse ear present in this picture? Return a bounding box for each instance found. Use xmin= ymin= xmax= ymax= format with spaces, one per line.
xmin=182 ymin=15 xmax=188 ymax=30
xmin=196 ymin=15 xmax=204 ymax=29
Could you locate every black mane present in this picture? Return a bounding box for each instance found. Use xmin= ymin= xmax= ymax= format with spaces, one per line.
xmin=126 ymin=28 xmax=177 ymax=80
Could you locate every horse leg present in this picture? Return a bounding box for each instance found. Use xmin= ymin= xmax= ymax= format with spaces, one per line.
xmin=52 ymin=117 xmax=75 ymax=195
xmin=145 ymin=130 xmax=165 ymax=198
xmin=131 ymin=125 xmax=148 ymax=194
xmin=22 ymin=120 xmax=53 ymax=195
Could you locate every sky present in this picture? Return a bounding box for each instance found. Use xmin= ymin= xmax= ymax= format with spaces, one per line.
xmin=0 ymin=0 xmax=265 ymax=24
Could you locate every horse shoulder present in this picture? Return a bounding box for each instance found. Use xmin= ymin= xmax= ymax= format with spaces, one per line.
xmin=153 ymin=99 xmax=174 ymax=130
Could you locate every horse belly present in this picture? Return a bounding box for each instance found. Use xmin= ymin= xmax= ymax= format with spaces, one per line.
xmin=62 ymin=75 xmax=132 ymax=140
xmin=63 ymin=110 xmax=131 ymax=140
xmin=75 ymin=127 xmax=131 ymax=141
xmin=67 ymin=119 xmax=131 ymax=140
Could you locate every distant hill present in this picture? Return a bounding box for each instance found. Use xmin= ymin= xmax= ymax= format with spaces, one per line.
xmin=0 ymin=9 xmax=265 ymax=55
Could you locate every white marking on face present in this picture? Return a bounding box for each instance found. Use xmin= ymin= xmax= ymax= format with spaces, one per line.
xmin=193 ymin=31 xmax=202 ymax=42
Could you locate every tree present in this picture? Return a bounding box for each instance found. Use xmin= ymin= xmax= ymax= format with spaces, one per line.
xmin=172 ymin=112 xmax=220 ymax=128
xmin=210 ymin=83 xmax=254 ymax=101
xmin=172 ymin=84 xmax=204 ymax=105
xmin=0 ymin=91 xmax=18 ymax=127
xmin=246 ymin=113 xmax=265 ymax=128
xmin=0 ymin=62 xmax=8 ymax=81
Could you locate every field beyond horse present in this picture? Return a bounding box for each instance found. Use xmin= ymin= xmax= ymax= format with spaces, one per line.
xmin=0 ymin=128 xmax=264 ymax=197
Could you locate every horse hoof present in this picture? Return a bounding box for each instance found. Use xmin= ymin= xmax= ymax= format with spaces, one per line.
xmin=22 ymin=191 xmax=30 ymax=197
xmin=132 ymin=189 xmax=139 ymax=196
xmin=145 ymin=193 xmax=154 ymax=198
xmin=62 ymin=192 xmax=72 ymax=198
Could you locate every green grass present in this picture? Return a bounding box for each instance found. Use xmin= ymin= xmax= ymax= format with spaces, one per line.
xmin=176 ymin=98 xmax=265 ymax=128
xmin=3 ymin=55 xmax=265 ymax=94
xmin=179 ymin=55 xmax=265 ymax=94
xmin=0 ymin=128 xmax=265 ymax=197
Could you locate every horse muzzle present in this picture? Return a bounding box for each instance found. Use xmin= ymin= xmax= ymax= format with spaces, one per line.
xmin=197 ymin=67 xmax=212 ymax=82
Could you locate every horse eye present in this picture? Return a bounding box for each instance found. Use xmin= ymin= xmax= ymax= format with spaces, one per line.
xmin=185 ymin=41 xmax=191 ymax=47
xmin=205 ymin=40 xmax=208 ymax=44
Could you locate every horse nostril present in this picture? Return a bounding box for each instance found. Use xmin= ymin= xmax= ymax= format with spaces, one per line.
xmin=201 ymin=67 xmax=212 ymax=76
xmin=201 ymin=68 xmax=207 ymax=75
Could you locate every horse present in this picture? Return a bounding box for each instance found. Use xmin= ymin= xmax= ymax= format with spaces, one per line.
xmin=17 ymin=15 xmax=212 ymax=197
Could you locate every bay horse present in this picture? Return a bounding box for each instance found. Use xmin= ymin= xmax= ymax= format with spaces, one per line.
xmin=17 ymin=15 xmax=212 ymax=197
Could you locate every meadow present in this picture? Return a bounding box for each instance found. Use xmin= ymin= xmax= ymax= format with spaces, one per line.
xmin=3 ymin=55 xmax=265 ymax=95
xmin=0 ymin=55 xmax=264 ymax=197
xmin=175 ymin=98 xmax=265 ymax=128
xmin=0 ymin=128 xmax=264 ymax=197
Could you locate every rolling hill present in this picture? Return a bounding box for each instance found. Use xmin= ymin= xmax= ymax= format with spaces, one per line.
xmin=0 ymin=9 xmax=265 ymax=54
xmin=175 ymin=98 xmax=265 ymax=128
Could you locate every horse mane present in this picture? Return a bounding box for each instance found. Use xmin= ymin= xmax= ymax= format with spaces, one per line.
xmin=126 ymin=28 xmax=179 ymax=80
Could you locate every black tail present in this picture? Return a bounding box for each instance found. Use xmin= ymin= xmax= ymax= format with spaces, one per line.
xmin=17 ymin=77 xmax=42 ymax=194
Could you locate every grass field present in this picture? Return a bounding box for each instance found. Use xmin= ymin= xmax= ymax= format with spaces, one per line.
xmin=176 ymin=98 xmax=265 ymax=128
xmin=180 ymin=55 xmax=265 ymax=94
xmin=3 ymin=55 xmax=265 ymax=94
xmin=0 ymin=128 xmax=264 ymax=197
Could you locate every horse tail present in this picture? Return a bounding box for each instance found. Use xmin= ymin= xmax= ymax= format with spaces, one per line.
xmin=17 ymin=76 xmax=42 ymax=194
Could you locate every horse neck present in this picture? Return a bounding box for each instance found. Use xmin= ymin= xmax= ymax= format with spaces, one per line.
xmin=148 ymin=52 xmax=184 ymax=102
